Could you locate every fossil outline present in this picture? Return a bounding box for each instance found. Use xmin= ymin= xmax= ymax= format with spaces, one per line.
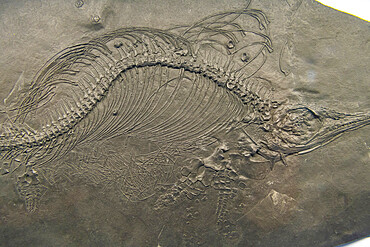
xmin=0 ymin=3 xmax=369 ymax=237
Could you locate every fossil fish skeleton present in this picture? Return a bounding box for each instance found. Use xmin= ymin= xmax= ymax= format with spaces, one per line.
xmin=0 ymin=7 xmax=368 ymax=215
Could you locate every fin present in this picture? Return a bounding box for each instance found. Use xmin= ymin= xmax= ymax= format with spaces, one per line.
xmin=16 ymin=168 xmax=47 ymax=213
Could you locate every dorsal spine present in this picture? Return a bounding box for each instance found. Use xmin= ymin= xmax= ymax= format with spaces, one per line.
xmin=0 ymin=36 xmax=272 ymax=150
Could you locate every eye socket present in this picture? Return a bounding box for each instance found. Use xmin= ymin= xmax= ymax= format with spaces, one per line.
xmin=287 ymin=108 xmax=319 ymax=125
xmin=278 ymin=108 xmax=322 ymax=144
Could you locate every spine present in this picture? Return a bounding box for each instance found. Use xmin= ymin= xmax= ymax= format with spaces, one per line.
xmin=1 ymin=51 xmax=271 ymax=150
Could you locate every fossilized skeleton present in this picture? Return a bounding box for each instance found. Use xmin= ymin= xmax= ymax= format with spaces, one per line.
xmin=0 ymin=4 xmax=369 ymax=237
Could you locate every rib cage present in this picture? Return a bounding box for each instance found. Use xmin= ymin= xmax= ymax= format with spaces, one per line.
xmin=77 ymin=66 xmax=246 ymax=146
xmin=0 ymin=24 xmax=273 ymax=150
xmin=1 ymin=8 xmax=273 ymax=147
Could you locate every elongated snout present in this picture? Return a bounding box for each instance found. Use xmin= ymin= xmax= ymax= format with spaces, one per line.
xmin=267 ymin=106 xmax=370 ymax=156
xmin=296 ymin=111 xmax=370 ymax=154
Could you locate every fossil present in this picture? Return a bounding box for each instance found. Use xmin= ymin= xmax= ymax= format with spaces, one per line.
xmin=0 ymin=2 xmax=369 ymax=240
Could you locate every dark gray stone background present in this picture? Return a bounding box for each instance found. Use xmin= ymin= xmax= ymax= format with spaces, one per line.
xmin=0 ymin=0 xmax=369 ymax=246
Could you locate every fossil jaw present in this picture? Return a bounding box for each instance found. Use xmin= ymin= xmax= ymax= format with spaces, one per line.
xmin=295 ymin=111 xmax=370 ymax=154
xmin=265 ymin=105 xmax=370 ymax=156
